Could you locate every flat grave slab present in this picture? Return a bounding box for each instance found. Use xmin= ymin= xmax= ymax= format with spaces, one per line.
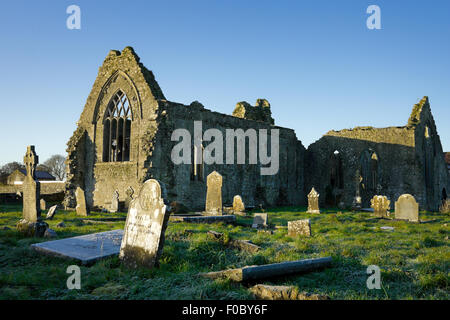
xmin=169 ymin=214 xmax=236 ymax=224
xmin=31 ymin=229 xmax=123 ymax=265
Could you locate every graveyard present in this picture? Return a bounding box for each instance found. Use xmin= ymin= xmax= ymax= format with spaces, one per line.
xmin=0 ymin=200 xmax=448 ymax=300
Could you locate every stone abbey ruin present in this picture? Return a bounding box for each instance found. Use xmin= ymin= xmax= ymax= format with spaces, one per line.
xmin=63 ymin=46 xmax=449 ymax=213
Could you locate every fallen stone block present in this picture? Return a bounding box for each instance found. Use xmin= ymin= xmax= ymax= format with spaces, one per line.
xmin=207 ymin=230 xmax=260 ymax=253
xmin=200 ymin=256 xmax=332 ymax=282
xmin=250 ymin=284 xmax=329 ymax=300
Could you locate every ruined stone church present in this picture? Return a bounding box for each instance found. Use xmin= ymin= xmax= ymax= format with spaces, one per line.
xmin=64 ymin=47 xmax=449 ymax=212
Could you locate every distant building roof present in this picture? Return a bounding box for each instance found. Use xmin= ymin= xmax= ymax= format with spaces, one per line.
xmin=18 ymin=169 xmax=56 ymax=180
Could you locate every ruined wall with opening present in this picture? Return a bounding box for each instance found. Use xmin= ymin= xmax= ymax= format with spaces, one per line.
xmin=150 ymin=100 xmax=305 ymax=210
xmin=305 ymin=97 xmax=449 ymax=211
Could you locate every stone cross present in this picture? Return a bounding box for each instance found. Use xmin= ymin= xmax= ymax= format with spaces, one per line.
xmin=24 ymin=145 xmax=38 ymax=179
xmin=17 ymin=146 xmax=48 ymax=237
xmin=394 ymin=194 xmax=419 ymax=222
xmin=22 ymin=146 xmax=40 ymax=222
xmin=307 ymin=187 xmax=320 ymax=214
xmin=370 ymin=195 xmax=390 ymax=218
xmin=119 ymin=179 xmax=171 ymax=268
xmin=205 ymin=171 xmax=223 ymax=215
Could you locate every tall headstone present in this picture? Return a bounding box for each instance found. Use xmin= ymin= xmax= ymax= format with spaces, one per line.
xmin=110 ymin=190 xmax=119 ymax=213
xmin=395 ymin=194 xmax=419 ymax=222
xmin=205 ymin=171 xmax=222 ymax=215
xmin=40 ymin=199 xmax=46 ymax=211
xmin=288 ymin=219 xmax=311 ymax=237
xmin=17 ymin=146 xmax=48 ymax=237
xmin=233 ymin=195 xmax=245 ymax=214
xmin=439 ymin=199 xmax=449 ymax=214
xmin=370 ymin=195 xmax=390 ymax=218
xmin=75 ymin=187 xmax=89 ymax=216
xmin=252 ymin=213 xmax=268 ymax=229
xmin=119 ymin=179 xmax=171 ymax=268
xmin=307 ymin=187 xmax=320 ymax=214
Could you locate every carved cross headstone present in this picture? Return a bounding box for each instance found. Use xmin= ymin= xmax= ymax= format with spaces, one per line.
xmin=395 ymin=194 xmax=419 ymax=222
xmin=110 ymin=190 xmax=119 ymax=213
xmin=307 ymin=187 xmax=320 ymax=214
xmin=233 ymin=195 xmax=245 ymax=214
xmin=205 ymin=171 xmax=223 ymax=215
xmin=119 ymin=179 xmax=171 ymax=268
xmin=370 ymin=195 xmax=390 ymax=218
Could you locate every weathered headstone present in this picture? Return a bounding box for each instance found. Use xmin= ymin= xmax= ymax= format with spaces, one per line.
xmin=125 ymin=186 xmax=134 ymax=209
xmin=288 ymin=219 xmax=311 ymax=237
xmin=252 ymin=213 xmax=268 ymax=228
xmin=395 ymin=194 xmax=419 ymax=222
xmin=110 ymin=190 xmax=119 ymax=213
xmin=119 ymin=179 xmax=171 ymax=268
xmin=307 ymin=187 xmax=320 ymax=214
xmin=46 ymin=205 xmax=58 ymax=219
xmin=40 ymin=199 xmax=46 ymax=211
xmin=75 ymin=187 xmax=89 ymax=216
xmin=439 ymin=199 xmax=449 ymax=214
xmin=370 ymin=195 xmax=390 ymax=218
xmin=352 ymin=171 xmax=363 ymax=211
xmin=17 ymin=146 xmax=48 ymax=237
xmin=233 ymin=195 xmax=245 ymax=214
xmin=205 ymin=171 xmax=222 ymax=215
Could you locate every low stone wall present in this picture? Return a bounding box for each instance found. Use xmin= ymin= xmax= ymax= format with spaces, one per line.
xmin=0 ymin=182 xmax=66 ymax=203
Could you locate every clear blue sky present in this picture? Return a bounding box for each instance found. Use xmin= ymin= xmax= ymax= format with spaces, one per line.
xmin=0 ymin=0 xmax=449 ymax=166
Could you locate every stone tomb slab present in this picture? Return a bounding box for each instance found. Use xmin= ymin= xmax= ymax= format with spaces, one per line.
xmin=31 ymin=229 xmax=123 ymax=265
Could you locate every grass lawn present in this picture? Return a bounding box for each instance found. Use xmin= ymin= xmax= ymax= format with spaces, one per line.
xmin=0 ymin=203 xmax=448 ymax=300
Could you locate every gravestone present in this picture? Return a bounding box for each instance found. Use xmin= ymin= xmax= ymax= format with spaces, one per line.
xmin=307 ymin=187 xmax=320 ymax=214
xmin=110 ymin=190 xmax=119 ymax=213
xmin=17 ymin=146 xmax=48 ymax=237
xmin=395 ymin=194 xmax=419 ymax=222
xmin=233 ymin=195 xmax=245 ymax=214
xmin=46 ymin=205 xmax=58 ymax=220
xmin=370 ymin=195 xmax=390 ymax=218
xmin=205 ymin=171 xmax=222 ymax=215
xmin=252 ymin=213 xmax=268 ymax=228
xmin=125 ymin=186 xmax=134 ymax=209
xmin=75 ymin=187 xmax=89 ymax=216
xmin=288 ymin=219 xmax=311 ymax=237
xmin=439 ymin=199 xmax=449 ymax=214
xmin=119 ymin=179 xmax=171 ymax=268
xmin=40 ymin=199 xmax=46 ymax=211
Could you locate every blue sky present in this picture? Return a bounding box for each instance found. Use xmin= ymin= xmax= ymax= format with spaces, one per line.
xmin=0 ymin=0 xmax=449 ymax=165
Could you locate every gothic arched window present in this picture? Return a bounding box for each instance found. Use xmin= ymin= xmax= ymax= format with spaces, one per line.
xmin=103 ymin=90 xmax=132 ymax=162
xmin=360 ymin=149 xmax=378 ymax=191
xmin=330 ymin=150 xmax=344 ymax=189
